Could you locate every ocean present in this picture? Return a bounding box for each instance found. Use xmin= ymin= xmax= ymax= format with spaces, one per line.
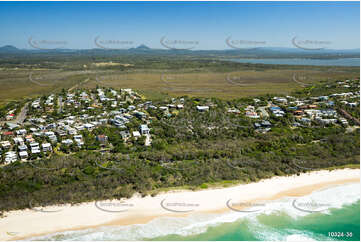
xmin=227 ymin=58 xmax=360 ymax=67
xmin=29 ymin=183 xmax=360 ymax=241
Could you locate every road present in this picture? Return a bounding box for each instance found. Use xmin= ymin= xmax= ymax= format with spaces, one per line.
xmin=58 ymin=96 xmax=63 ymax=113
xmin=69 ymin=78 xmax=90 ymax=92
xmin=0 ymin=102 xmax=29 ymax=126
xmin=338 ymin=108 xmax=360 ymax=125
xmin=15 ymin=102 xmax=29 ymax=124
xmin=145 ymin=134 xmax=152 ymax=146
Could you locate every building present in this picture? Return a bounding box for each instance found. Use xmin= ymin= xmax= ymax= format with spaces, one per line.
xmin=18 ymin=144 xmax=27 ymax=152
xmin=96 ymin=135 xmax=108 ymax=144
xmin=228 ymin=108 xmax=241 ymax=114
xmin=132 ymin=131 xmax=141 ymax=138
xmin=196 ymin=106 xmax=209 ymax=112
xmin=30 ymin=142 xmax=40 ymax=154
xmin=13 ymin=137 xmax=24 ymax=145
xmin=74 ymin=135 xmax=84 ymax=146
xmin=339 ymin=118 xmax=348 ymax=126
xmin=140 ymin=124 xmax=150 ymax=135
xmin=120 ymin=130 xmax=130 ymax=139
xmin=5 ymin=151 xmax=17 ymax=163
xmin=16 ymin=129 xmax=27 ymax=135
xmin=245 ymin=111 xmax=260 ymax=118
xmin=61 ymin=139 xmax=73 ymax=145
xmin=42 ymin=143 xmax=52 ymax=152
xmin=19 ymin=151 xmax=28 ymax=159
xmin=1 ymin=141 xmax=11 ymax=149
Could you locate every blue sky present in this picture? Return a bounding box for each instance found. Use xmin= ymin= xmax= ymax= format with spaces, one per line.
xmin=0 ymin=1 xmax=359 ymax=50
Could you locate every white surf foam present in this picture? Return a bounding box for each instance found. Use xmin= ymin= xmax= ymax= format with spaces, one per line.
xmin=28 ymin=182 xmax=359 ymax=241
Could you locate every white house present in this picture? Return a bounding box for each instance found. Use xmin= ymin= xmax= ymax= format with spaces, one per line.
xmin=42 ymin=143 xmax=52 ymax=152
xmin=30 ymin=142 xmax=40 ymax=150
xmin=132 ymin=131 xmax=141 ymax=138
xmin=61 ymin=139 xmax=73 ymax=145
xmin=13 ymin=137 xmax=24 ymax=145
xmin=74 ymin=135 xmax=84 ymax=146
xmin=16 ymin=129 xmax=27 ymax=135
xmin=5 ymin=151 xmax=17 ymax=163
xmin=196 ymin=106 xmax=209 ymax=112
xmin=19 ymin=151 xmax=28 ymax=159
xmin=18 ymin=144 xmax=27 ymax=152
xmin=1 ymin=141 xmax=11 ymax=149
xmin=31 ymin=148 xmax=41 ymax=154
xmin=140 ymin=124 xmax=150 ymax=135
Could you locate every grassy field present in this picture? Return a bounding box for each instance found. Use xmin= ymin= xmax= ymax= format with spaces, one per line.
xmin=0 ymin=69 xmax=92 ymax=105
xmin=81 ymin=66 xmax=360 ymax=100
xmin=0 ymin=64 xmax=359 ymax=104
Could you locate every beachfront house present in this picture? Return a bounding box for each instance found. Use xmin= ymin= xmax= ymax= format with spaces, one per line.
xmin=5 ymin=151 xmax=17 ymax=163
xmin=1 ymin=141 xmax=11 ymax=149
xmin=19 ymin=151 xmax=28 ymax=159
xmin=18 ymin=144 xmax=27 ymax=152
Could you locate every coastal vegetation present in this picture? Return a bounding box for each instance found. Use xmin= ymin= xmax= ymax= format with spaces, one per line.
xmin=0 ymin=78 xmax=359 ymax=214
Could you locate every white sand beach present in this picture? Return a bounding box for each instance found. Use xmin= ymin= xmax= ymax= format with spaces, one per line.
xmin=0 ymin=168 xmax=359 ymax=241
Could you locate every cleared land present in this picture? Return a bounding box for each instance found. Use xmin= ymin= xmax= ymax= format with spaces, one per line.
xmin=0 ymin=69 xmax=93 ymax=105
xmin=0 ymin=64 xmax=359 ymax=103
xmin=90 ymin=67 xmax=359 ymax=99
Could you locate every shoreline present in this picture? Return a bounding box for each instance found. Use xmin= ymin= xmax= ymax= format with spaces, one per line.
xmin=1 ymin=168 xmax=359 ymax=241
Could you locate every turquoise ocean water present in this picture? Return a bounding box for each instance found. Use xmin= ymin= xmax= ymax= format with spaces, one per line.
xmin=151 ymin=201 xmax=360 ymax=241
xmin=30 ymin=183 xmax=360 ymax=241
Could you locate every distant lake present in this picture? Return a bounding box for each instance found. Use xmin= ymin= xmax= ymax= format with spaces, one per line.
xmin=228 ymin=58 xmax=360 ymax=66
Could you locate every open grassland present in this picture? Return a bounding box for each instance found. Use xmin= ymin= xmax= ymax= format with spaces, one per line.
xmin=0 ymin=69 xmax=94 ymax=105
xmin=83 ymin=66 xmax=360 ymax=100
xmin=0 ymin=65 xmax=359 ymax=103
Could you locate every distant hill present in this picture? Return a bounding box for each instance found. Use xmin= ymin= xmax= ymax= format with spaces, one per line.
xmin=0 ymin=45 xmax=20 ymax=53
xmin=0 ymin=45 xmax=359 ymax=59
xmin=135 ymin=44 xmax=151 ymax=50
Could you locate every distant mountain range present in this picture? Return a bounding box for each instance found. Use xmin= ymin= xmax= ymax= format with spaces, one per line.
xmin=0 ymin=45 xmax=359 ymax=58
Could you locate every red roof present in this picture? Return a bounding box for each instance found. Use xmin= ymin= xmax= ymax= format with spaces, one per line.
xmin=3 ymin=131 xmax=13 ymax=135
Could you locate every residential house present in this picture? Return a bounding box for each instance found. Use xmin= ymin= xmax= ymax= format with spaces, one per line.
xmin=196 ymin=106 xmax=209 ymax=112
xmin=339 ymin=118 xmax=348 ymax=126
xmin=30 ymin=142 xmax=40 ymax=154
xmin=5 ymin=151 xmax=17 ymax=163
xmin=245 ymin=111 xmax=260 ymax=118
xmin=61 ymin=139 xmax=73 ymax=145
xmin=96 ymin=135 xmax=108 ymax=144
xmin=140 ymin=124 xmax=150 ymax=135
xmin=19 ymin=151 xmax=28 ymax=160
xmin=16 ymin=129 xmax=27 ymax=135
xmin=120 ymin=130 xmax=130 ymax=139
xmin=228 ymin=108 xmax=241 ymax=114
xmin=132 ymin=131 xmax=141 ymax=138
xmin=1 ymin=141 xmax=11 ymax=149
xmin=73 ymin=135 xmax=84 ymax=146
xmin=13 ymin=137 xmax=24 ymax=145
xmin=273 ymin=97 xmax=287 ymax=104
xmin=42 ymin=143 xmax=52 ymax=152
